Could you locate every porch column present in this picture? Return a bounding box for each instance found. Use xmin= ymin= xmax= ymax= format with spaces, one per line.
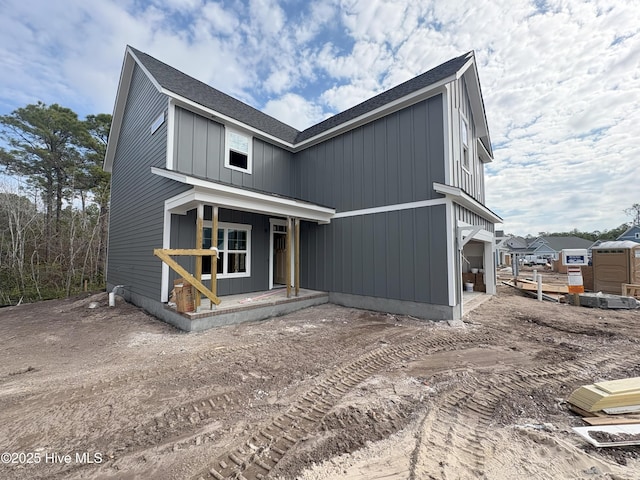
xmin=295 ymin=218 xmax=300 ymax=296
xmin=211 ymin=206 xmax=218 ymax=301
xmin=194 ymin=204 xmax=204 ymax=309
xmin=286 ymin=216 xmax=292 ymax=298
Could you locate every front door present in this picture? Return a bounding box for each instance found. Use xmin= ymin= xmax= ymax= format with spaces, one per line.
xmin=273 ymin=232 xmax=287 ymax=286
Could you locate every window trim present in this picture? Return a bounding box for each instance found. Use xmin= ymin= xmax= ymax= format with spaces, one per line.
xmin=224 ymin=127 xmax=253 ymax=174
xmin=201 ymin=221 xmax=252 ymax=280
xmin=460 ymin=114 xmax=470 ymax=172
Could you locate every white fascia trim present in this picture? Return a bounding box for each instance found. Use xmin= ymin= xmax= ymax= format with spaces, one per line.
xmin=433 ymin=182 xmax=503 ymax=224
xmin=161 ymin=206 xmax=172 ymax=302
xmin=104 ymin=52 xmax=135 ymax=172
xmin=477 ymin=138 xmax=492 ymax=164
xmin=333 ymin=198 xmax=446 ymax=219
xmin=294 ymin=80 xmax=453 ymax=151
xmin=166 ymin=99 xmax=176 ymax=170
xmin=445 ymin=199 xmax=456 ymax=307
xmin=443 ymin=84 xmax=452 ymax=185
xmin=164 ymin=93 xmax=296 ymax=150
xmin=153 ymin=167 xmax=335 ymax=223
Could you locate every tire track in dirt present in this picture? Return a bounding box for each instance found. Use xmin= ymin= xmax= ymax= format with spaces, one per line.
xmin=192 ymin=329 xmax=496 ymax=480
xmin=410 ymin=350 xmax=640 ymax=479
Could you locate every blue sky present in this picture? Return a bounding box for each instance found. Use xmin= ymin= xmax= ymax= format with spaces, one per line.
xmin=0 ymin=0 xmax=638 ymax=236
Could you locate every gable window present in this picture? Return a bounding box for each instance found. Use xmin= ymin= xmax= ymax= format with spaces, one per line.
xmin=202 ymin=222 xmax=251 ymax=279
xmin=225 ymin=128 xmax=252 ymax=173
xmin=461 ymin=116 xmax=470 ymax=170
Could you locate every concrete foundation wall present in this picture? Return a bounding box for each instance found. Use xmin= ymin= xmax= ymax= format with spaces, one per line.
xmin=329 ymin=292 xmax=458 ymax=321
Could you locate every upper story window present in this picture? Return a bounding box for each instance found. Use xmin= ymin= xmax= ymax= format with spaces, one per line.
xmin=461 ymin=116 xmax=470 ymax=170
xmin=225 ymin=128 xmax=252 ymax=174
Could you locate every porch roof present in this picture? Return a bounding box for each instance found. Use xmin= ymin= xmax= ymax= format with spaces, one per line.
xmin=152 ymin=167 xmax=335 ymax=223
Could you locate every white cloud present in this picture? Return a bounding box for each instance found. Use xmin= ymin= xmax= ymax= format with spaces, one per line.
xmin=1 ymin=0 xmax=639 ymax=236
xmin=262 ymin=93 xmax=326 ymax=130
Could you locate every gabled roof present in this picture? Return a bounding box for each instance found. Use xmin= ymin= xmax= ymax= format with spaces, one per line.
xmin=617 ymin=225 xmax=640 ymax=241
xmin=529 ymin=236 xmax=594 ymax=252
xmin=295 ymin=51 xmax=473 ymax=143
xmin=105 ymin=46 xmax=491 ymax=171
xmin=130 ymin=47 xmax=300 ymax=144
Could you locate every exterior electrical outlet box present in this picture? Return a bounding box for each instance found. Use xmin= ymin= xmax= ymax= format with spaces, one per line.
xmin=562 ymin=249 xmax=589 ymax=266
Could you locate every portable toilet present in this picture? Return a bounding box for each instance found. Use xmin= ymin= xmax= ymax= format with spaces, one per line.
xmin=592 ymin=241 xmax=640 ymax=294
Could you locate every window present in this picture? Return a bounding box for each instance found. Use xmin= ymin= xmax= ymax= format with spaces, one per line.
xmin=202 ymin=222 xmax=251 ymax=279
xmin=461 ymin=116 xmax=470 ymax=170
xmin=225 ymin=129 xmax=252 ymax=173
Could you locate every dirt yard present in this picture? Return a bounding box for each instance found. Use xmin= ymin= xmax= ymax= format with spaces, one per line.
xmin=1 ymin=277 xmax=639 ymax=480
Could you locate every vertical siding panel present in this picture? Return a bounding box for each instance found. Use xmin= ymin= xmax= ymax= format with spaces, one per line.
xmin=414 ymin=207 xmax=430 ymax=303
xmin=351 ymin=216 xmax=363 ymax=295
xmin=373 ymin=213 xmax=387 ymax=297
xmin=427 ymin=95 xmax=446 ymax=186
xmin=361 ymin=215 xmax=375 ymax=295
xmin=192 ymin=115 xmax=207 ymax=177
xmin=385 ymin=114 xmax=399 ymax=205
xmin=374 ymin=120 xmax=386 ymax=207
xmin=413 ymin=102 xmax=429 ymax=200
xmin=398 ymin=108 xmax=414 ymax=203
xmin=399 ymin=209 xmax=415 ymax=301
xmin=386 ymin=212 xmax=401 ymax=299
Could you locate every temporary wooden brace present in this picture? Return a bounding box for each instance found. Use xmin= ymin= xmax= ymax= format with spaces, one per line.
xmin=295 ymin=218 xmax=300 ymax=297
xmin=194 ymin=204 xmax=204 ymax=309
xmin=153 ymin=249 xmax=221 ymax=306
xmin=286 ymin=217 xmax=292 ymax=298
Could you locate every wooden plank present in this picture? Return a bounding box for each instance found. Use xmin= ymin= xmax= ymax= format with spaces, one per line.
xmin=154 ymin=249 xmax=221 ymax=305
xmin=583 ymin=416 xmax=640 ymax=426
xmin=622 ymin=283 xmax=640 ymax=298
xmin=195 ymin=209 xmax=203 ymax=309
xmin=594 ymin=377 xmax=640 ymax=395
xmin=516 ymin=282 xmax=569 ymax=293
xmin=569 ymin=404 xmax=605 ymax=418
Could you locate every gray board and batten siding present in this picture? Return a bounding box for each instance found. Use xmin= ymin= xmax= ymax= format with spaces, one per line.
xmin=173 ymin=106 xmax=295 ymax=197
xmin=295 ymin=94 xmax=451 ymax=310
xmin=107 ymin=64 xmax=190 ymax=300
xmin=301 ymin=205 xmax=450 ymax=308
xmin=293 ymin=95 xmax=445 ymax=211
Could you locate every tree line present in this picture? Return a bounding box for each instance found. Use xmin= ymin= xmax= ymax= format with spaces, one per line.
xmin=0 ymin=102 xmax=110 ymax=306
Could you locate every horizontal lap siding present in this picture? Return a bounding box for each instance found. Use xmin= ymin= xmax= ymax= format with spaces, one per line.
xmin=174 ymin=107 xmax=294 ymax=197
xmin=300 ymin=205 xmax=449 ymax=305
xmin=107 ymin=65 xmax=190 ymax=300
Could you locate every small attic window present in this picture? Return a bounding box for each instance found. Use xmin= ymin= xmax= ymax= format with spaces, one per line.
xmin=225 ymin=129 xmax=252 ymax=174
xmin=151 ymin=111 xmax=165 ymax=134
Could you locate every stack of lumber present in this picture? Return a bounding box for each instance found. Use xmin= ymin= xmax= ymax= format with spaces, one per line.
xmin=501 ymin=278 xmax=567 ymax=301
xmin=568 ymin=377 xmax=640 ymax=413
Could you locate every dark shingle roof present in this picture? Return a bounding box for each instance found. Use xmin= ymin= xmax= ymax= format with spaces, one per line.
xmin=130 ymin=46 xmax=471 ymax=146
xmin=295 ymin=51 xmax=472 ymax=143
xmin=129 ymin=46 xmax=300 ymax=143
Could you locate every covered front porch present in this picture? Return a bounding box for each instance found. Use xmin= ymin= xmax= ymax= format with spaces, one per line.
xmin=152 ymin=167 xmax=335 ymax=331
xmin=163 ymin=287 xmax=329 ymax=331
